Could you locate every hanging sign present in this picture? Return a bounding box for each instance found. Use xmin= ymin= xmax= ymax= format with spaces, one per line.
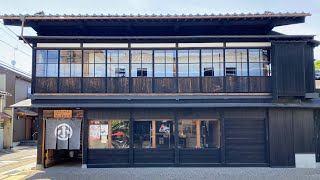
xmin=54 ymin=110 xmax=72 ymax=118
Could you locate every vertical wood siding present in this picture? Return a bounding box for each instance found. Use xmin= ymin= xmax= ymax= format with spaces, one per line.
xmin=272 ymin=42 xmax=306 ymax=96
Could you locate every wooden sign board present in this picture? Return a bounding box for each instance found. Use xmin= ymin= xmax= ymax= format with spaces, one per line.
xmin=54 ymin=110 xmax=72 ymax=118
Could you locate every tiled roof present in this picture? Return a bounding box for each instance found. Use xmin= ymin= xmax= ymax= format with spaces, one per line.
xmin=0 ymin=11 xmax=311 ymax=20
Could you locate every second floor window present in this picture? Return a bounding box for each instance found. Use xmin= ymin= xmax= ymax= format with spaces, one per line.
xmin=107 ymin=50 xmax=129 ymax=77
xmin=154 ymin=50 xmax=176 ymax=77
xmin=83 ymin=50 xmax=106 ymax=77
xmin=131 ymin=50 xmax=153 ymax=77
xmin=178 ymin=50 xmax=200 ymax=77
xmin=36 ymin=50 xmax=58 ymax=77
xmin=60 ymin=50 xmax=82 ymax=77
xmin=201 ymin=49 xmax=224 ymax=77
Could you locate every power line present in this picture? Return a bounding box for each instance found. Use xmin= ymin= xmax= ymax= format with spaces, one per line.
xmin=0 ymin=39 xmax=31 ymax=56
xmin=0 ymin=21 xmax=31 ymax=49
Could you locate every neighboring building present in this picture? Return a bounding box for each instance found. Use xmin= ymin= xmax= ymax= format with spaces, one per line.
xmin=2 ymin=12 xmax=319 ymax=168
xmin=0 ymin=61 xmax=36 ymax=148
xmin=0 ymin=90 xmax=12 ymax=149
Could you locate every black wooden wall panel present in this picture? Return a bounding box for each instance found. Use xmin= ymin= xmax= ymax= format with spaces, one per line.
xmin=201 ymin=77 xmax=224 ymax=93
xmin=153 ymin=78 xmax=177 ymax=93
xmin=87 ymin=149 xmax=129 ymax=164
xmin=59 ymin=77 xmax=82 ymax=93
xmin=106 ymin=78 xmax=129 ymax=93
xmin=35 ymin=78 xmax=58 ymax=93
xmin=249 ymin=77 xmax=272 ymax=93
xmin=269 ymin=108 xmax=295 ymax=167
xmin=179 ymin=149 xmax=220 ymax=163
xmin=304 ymin=44 xmax=315 ymax=93
xmin=315 ymin=110 xmax=320 ymax=162
xmin=87 ymin=109 xmax=131 ymax=119
xmin=225 ymin=77 xmax=249 ymax=93
xmin=178 ymin=78 xmax=200 ymax=93
xmin=293 ymin=109 xmax=315 ymax=153
xmin=131 ymin=78 xmax=152 ymax=93
xmin=225 ymin=118 xmax=267 ymax=163
xmin=134 ymin=149 xmax=174 ymax=164
xmin=83 ymin=78 xmax=106 ymax=93
xmin=272 ymin=42 xmax=306 ymax=96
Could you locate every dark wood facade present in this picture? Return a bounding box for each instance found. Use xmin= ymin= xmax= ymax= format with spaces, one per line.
xmin=2 ymin=12 xmax=319 ymax=168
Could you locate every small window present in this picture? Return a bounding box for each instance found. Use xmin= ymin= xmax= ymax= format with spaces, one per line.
xmin=137 ymin=68 xmax=147 ymax=77
xmin=203 ymin=67 xmax=214 ymax=76
xmin=226 ymin=67 xmax=236 ymax=76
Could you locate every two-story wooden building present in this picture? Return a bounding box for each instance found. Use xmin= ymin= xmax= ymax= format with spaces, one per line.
xmin=2 ymin=12 xmax=319 ymax=168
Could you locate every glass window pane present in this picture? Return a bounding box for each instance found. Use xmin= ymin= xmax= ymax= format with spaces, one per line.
xmin=88 ymin=120 xmax=129 ymax=149
xmin=166 ymin=64 xmax=176 ymax=77
xmin=262 ymin=62 xmax=271 ymax=76
xmin=83 ymin=50 xmax=94 ymax=64
xmin=154 ymin=50 xmax=165 ymax=63
xmin=60 ymin=50 xmax=70 ymax=64
xmin=119 ymin=50 xmax=129 ymax=64
xmin=202 ymin=63 xmax=213 ymax=76
xmin=131 ymin=64 xmax=140 ymax=77
xmin=261 ymin=49 xmax=270 ymax=62
xmin=47 ymin=64 xmax=58 ymax=77
xmin=95 ymin=64 xmax=106 ymax=77
xmin=95 ymin=50 xmax=106 ymax=63
xmin=178 ymin=64 xmax=188 ymax=77
xmin=249 ymin=49 xmax=260 ymax=62
xmin=107 ymin=50 xmax=119 ymax=64
xmin=225 ymin=49 xmax=236 ymax=62
xmin=236 ymin=49 xmax=247 ymax=63
xmin=134 ymin=120 xmax=174 ymax=148
xmin=36 ymin=50 xmax=47 ymax=63
xmin=189 ymin=64 xmax=199 ymax=77
xmin=249 ymin=63 xmax=261 ymax=76
xmin=166 ymin=50 xmax=176 ymax=64
xmin=83 ymin=64 xmax=90 ymax=77
xmin=110 ymin=120 xmax=130 ymax=148
xmin=154 ymin=64 xmax=165 ymax=77
xmin=189 ymin=50 xmax=200 ymax=63
xmin=142 ymin=50 xmax=152 ymax=63
xmin=118 ymin=64 xmax=129 ymax=77
xmin=36 ymin=64 xmax=46 ymax=77
xmin=47 ymin=50 xmax=59 ymax=63
xmin=178 ymin=50 xmax=188 ymax=63
xmin=213 ymin=63 xmax=224 ymax=76
xmin=60 ymin=64 xmax=70 ymax=77
xmin=71 ymin=50 xmax=82 ymax=64
xmin=212 ymin=49 xmax=223 ymax=63
xmin=107 ymin=64 xmax=117 ymax=77
xmin=131 ymin=50 xmax=141 ymax=63
xmin=142 ymin=64 xmax=153 ymax=77
xmin=71 ymin=64 xmax=82 ymax=77
xmin=201 ymin=49 xmax=212 ymax=63
xmin=236 ymin=62 xmax=248 ymax=76
xmin=178 ymin=120 xmax=220 ymax=148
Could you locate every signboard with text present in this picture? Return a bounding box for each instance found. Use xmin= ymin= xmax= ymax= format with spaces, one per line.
xmin=54 ymin=110 xmax=72 ymax=118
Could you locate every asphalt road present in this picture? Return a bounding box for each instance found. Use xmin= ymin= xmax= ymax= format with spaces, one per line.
xmin=26 ymin=165 xmax=320 ymax=180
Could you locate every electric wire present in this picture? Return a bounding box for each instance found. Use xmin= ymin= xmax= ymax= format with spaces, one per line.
xmin=0 ymin=20 xmax=30 ymax=48
xmin=0 ymin=39 xmax=31 ymax=56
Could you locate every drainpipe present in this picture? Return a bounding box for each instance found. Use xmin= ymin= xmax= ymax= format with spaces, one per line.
xmin=19 ymin=15 xmax=33 ymax=48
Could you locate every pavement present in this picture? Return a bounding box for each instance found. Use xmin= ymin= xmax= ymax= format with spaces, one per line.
xmin=23 ymin=166 xmax=320 ymax=180
xmin=1 ymin=147 xmax=320 ymax=180
xmin=0 ymin=145 xmax=36 ymax=180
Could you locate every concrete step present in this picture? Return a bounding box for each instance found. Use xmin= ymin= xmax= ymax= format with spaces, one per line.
xmin=17 ymin=140 xmax=37 ymax=146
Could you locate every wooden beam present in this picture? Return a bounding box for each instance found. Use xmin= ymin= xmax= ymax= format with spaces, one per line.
xmin=196 ymin=120 xmax=201 ymax=148
xmin=152 ymin=120 xmax=156 ymax=148
xmin=107 ymin=120 xmax=112 ymax=148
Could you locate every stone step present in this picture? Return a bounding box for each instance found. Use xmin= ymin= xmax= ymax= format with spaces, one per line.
xmin=17 ymin=140 xmax=37 ymax=146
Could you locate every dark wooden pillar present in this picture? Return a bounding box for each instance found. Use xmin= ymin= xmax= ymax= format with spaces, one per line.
xmin=36 ymin=108 xmax=44 ymax=169
xmin=82 ymin=109 xmax=88 ymax=167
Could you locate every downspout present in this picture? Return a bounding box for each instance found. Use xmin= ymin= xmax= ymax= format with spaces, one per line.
xmin=19 ymin=15 xmax=33 ymax=48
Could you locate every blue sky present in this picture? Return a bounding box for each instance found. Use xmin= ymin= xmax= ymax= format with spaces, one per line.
xmin=0 ymin=0 xmax=319 ymax=73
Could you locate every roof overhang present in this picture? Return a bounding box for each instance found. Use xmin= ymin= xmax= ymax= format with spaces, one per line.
xmin=0 ymin=112 xmax=11 ymax=119
xmin=0 ymin=12 xmax=310 ymax=36
xmin=16 ymin=108 xmax=38 ymax=117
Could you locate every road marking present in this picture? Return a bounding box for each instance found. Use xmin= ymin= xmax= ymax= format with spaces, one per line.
xmin=0 ymin=161 xmax=18 ymax=166
xmin=2 ymin=175 xmax=26 ymax=180
xmin=20 ymin=155 xmax=36 ymax=160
